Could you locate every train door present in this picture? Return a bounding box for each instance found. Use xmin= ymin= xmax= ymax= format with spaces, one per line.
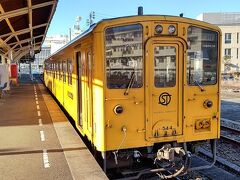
xmin=86 ymin=51 xmax=93 ymax=136
xmin=145 ymin=38 xmax=184 ymax=141
xmin=183 ymin=26 xmax=220 ymax=140
xmin=59 ymin=61 xmax=64 ymax=105
xmin=63 ymin=61 xmax=67 ymax=106
xmin=53 ymin=63 xmax=56 ymax=95
xmin=76 ymin=49 xmax=93 ymax=137
xmin=76 ymin=52 xmax=83 ymax=127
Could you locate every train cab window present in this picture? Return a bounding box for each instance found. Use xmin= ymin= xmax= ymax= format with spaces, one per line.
xmin=67 ymin=60 xmax=73 ymax=85
xmin=154 ymin=46 xmax=176 ymax=87
xmin=105 ymin=24 xmax=143 ymax=89
xmin=187 ymin=26 xmax=218 ymax=85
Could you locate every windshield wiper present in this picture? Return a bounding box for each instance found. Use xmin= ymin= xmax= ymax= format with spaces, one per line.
xmin=124 ymin=71 xmax=135 ymax=96
xmin=194 ymin=80 xmax=205 ymax=92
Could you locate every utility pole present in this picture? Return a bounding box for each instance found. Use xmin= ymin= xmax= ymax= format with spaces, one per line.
xmin=69 ymin=28 xmax=72 ymax=41
xmin=86 ymin=11 xmax=95 ymax=26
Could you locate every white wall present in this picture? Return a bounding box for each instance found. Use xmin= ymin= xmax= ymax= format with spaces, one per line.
xmin=0 ymin=64 xmax=10 ymax=90
xmin=220 ymin=25 xmax=240 ymax=71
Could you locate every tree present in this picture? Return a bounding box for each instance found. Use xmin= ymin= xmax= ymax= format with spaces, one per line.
xmin=223 ymin=55 xmax=231 ymax=72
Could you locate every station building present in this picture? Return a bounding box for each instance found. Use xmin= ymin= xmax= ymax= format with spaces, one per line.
xmin=19 ymin=35 xmax=67 ymax=74
xmin=19 ymin=16 xmax=82 ymax=75
xmin=197 ymin=12 xmax=240 ymax=73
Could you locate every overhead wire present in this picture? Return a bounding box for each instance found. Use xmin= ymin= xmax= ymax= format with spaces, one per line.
xmin=94 ymin=11 xmax=116 ymax=18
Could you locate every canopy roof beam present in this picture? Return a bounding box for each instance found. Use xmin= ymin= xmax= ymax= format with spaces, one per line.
xmin=0 ymin=0 xmax=58 ymax=62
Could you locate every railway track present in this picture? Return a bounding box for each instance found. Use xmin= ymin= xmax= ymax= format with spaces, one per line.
xmin=221 ymin=118 xmax=240 ymax=145
xmin=115 ymin=170 xmax=181 ymax=180
xmin=221 ymin=126 xmax=240 ymax=144
xmin=190 ymin=117 xmax=240 ymax=179
xmin=196 ymin=148 xmax=240 ymax=179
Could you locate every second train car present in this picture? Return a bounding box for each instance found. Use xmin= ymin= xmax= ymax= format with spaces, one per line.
xmin=44 ymin=11 xmax=221 ymax=178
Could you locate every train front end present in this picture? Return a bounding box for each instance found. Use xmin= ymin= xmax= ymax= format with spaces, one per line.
xmin=100 ymin=16 xmax=221 ymax=173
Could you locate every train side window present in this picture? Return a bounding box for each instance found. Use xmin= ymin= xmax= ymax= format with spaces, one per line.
xmin=46 ymin=62 xmax=50 ymax=75
xmin=55 ymin=63 xmax=57 ymax=77
xmin=154 ymin=46 xmax=176 ymax=87
xmin=105 ymin=24 xmax=143 ymax=89
xmin=50 ymin=62 xmax=52 ymax=76
xmin=59 ymin=61 xmax=62 ymax=80
xmin=67 ymin=60 xmax=72 ymax=85
xmin=63 ymin=61 xmax=67 ymax=83
xmin=87 ymin=52 xmax=92 ymax=70
xmin=55 ymin=62 xmax=58 ymax=79
xmin=56 ymin=62 xmax=59 ymax=79
xmin=53 ymin=63 xmax=56 ymax=78
xmin=48 ymin=62 xmax=50 ymax=71
xmin=44 ymin=62 xmax=47 ymax=75
xmin=187 ymin=26 xmax=218 ymax=85
xmin=51 ymin=63 xmax=53 ymax=76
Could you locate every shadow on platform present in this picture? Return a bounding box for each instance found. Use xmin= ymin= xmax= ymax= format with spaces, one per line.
xmin=0 ymin=74 xmax=65 ymax=127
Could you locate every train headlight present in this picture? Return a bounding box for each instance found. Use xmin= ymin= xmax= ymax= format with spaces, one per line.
xmin=168 ymin=25 xmax=176 ymax=34
xmin=114 ymin=105 xmax=124 ymax=114
xmin=155 ymin=25 xmax=163 ymax=34
xmin=203 ymin=99 xmax=213 ymax=109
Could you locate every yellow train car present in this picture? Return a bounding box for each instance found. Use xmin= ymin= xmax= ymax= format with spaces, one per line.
xmin=44 ymin=11 xmax=221 ymax=177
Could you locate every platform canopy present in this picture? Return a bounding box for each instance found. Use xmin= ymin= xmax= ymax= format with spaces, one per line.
xmin=0 ymin=0 xmax=58 ymax=62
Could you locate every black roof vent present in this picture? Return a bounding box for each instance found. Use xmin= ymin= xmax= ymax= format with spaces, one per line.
xmin=138 ymin=6 xmax=143 ymax=16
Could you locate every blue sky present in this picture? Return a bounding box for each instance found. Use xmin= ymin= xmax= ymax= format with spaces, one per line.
xmin=47 ymin=0 xmax=240 ymax=36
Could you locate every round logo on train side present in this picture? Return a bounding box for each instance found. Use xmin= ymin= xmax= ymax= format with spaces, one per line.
xmin=158 ymin=92 xmax=172 ymax=106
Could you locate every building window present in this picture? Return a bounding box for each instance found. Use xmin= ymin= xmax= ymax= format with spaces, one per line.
xmin=225 ymin=33 xmax=231 ymax=44
xmin=237 ymin=33 xmax=239 ymax=44
xmin=224 ymin=48 xmax=231 ymax=56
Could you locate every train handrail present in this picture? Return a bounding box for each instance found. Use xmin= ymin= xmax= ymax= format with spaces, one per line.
xmin=188 ymin=139 xmax=217 ymax=171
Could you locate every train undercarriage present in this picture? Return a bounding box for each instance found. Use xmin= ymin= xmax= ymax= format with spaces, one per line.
xmin=99 ymin=140 xmax=217 ymax=179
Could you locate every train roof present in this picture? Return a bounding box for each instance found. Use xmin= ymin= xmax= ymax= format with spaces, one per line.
xmin=48 ymin=15 xmax=221 ymax=59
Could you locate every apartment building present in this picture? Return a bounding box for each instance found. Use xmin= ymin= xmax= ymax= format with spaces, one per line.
xmin=197 ymin=12 xmax=240 ymax=73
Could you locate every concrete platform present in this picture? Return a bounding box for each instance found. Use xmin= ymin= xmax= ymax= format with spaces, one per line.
xmin=0 ymin=76 xmax=107 ymax=180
